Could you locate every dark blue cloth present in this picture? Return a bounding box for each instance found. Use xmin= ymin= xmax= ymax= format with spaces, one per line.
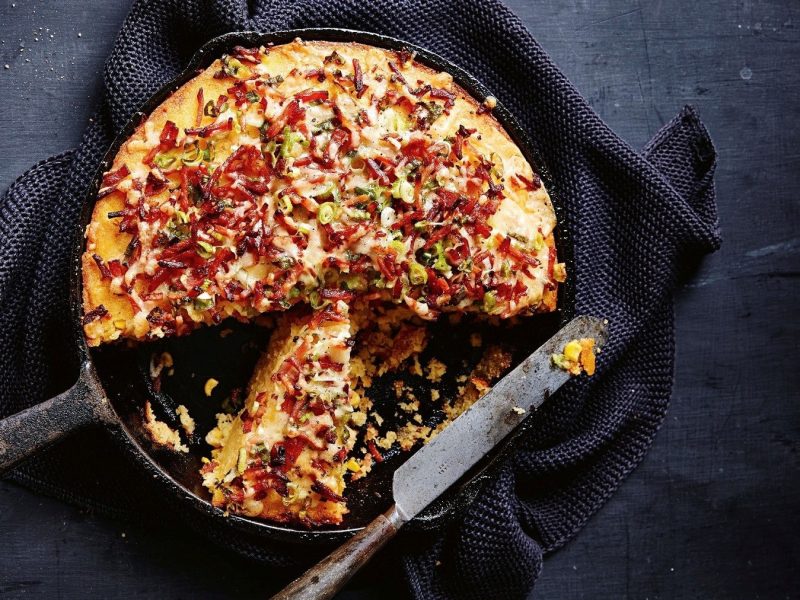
xmin=0 ymin=1 xmax=720 ymax=598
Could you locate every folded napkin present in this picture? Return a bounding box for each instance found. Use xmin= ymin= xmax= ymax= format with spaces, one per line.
xmin=0 ymin=0 xmax=720 ymax=598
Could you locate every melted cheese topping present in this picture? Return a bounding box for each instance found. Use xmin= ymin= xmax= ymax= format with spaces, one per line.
xmin=82 ymin=40 xmax=562 ymax=346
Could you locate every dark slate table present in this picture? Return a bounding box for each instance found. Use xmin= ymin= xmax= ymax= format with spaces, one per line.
xmin=1 ymin=1 xmax=798 ymax=598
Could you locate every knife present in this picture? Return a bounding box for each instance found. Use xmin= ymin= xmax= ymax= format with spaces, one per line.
xmin=271 ymin=315 xmax=608 ymax=600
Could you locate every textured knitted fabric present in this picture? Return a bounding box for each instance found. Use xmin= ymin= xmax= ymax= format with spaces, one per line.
xmin=0 ymin=1 xmax=720 ymax=598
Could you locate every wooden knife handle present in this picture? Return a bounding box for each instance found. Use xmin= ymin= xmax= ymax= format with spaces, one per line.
xmin=271 ymin=505 xmax=403 ymax=600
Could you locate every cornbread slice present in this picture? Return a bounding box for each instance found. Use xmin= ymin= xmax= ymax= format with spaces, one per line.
xmin=202 ymin=301 xmax=356 ymax=525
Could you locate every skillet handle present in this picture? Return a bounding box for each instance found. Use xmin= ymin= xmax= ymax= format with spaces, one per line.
xmin=0 ymin=362 xmax=109 ymax=476
xmin=271 ymin=505 xmax=404 ymax=600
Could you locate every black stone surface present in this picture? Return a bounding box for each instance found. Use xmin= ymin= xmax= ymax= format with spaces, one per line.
xmin=0 ymin=1 xmax=798 ymax=598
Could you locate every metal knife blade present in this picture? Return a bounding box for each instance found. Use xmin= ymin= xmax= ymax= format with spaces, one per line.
xmin=392 ymin=315 xmax=608 ymax=522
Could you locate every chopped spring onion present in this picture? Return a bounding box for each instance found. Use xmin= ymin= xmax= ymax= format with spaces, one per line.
xmin=221 ymin=55 xmax=251 ymax=79
xmin=391 ymin=176 xmax=415 ymax=204
xmin=166 ymin=220 xmax=189 ymax=242
xmin=194 ymin=292 xmax=215 ymax=311
xmin=309 ymin=290 xmax=329 ymax=310
xmin=201 ymin=141 xmax=215 ymax=163
xmin=355 ymin=183 xmax=388 ymax=207
xmin=313 ymin=182 xmax=340 ymax=203
xmin=433 ymin=241 xmax=449 ymax=273
xmin=317 ymin=202 xmax=338 ymax=225
xmin=196 ymin=240 xmax=216 ymax=259
xmin=483 ymin=291 xmax=497 ymax=314
xmin=458 ymin=257 xmax=473 ymax=273
xmin=278 ymin=195 xmax=293 ymax=214
xmin=181 ymin=142 xmax=201 ymax=164
xmin=280 ymin=126 xmax=305 ymax=158
xmin=409 ymin=262 xmax=428 ymax=286
xmin=343 ymin=274 xmax=366 ymax=291
xmin=509 ymin=232 xmax=529 ymax=245
xmin=203 ymin=100 xmax=218 ymax=117
xmin=346 ymin=207 xmax=370 ymax=221
xmin=154 ymin=153 xmax=176 ymax=169
xmin=275 ymin=255 xmax=295 ymax=270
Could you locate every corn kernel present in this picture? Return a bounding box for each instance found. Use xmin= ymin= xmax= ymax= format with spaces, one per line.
xmin=204 ymin=378 xmax=219 ymax=396
xmin=563 ymin=340 xmax=582 ymax=363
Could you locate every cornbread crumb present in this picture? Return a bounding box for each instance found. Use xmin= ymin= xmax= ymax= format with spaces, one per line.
xmin=350 ymin=410 xmax=368 ymax=427
xmin=325 ymin=304 xmax=519 ymax=490
xmin=398 ymin=399 xmax=420 ymax=414
xmin=426 ymin=358 xmax=447 ymax=382
xmin=143 ymin=401 xmax=188 ymax=453
xmin=352 ymin=453 xmax=373 ymax=481
xmin=397 ymin=422 xmax=433 ymax=451
xmin=205 ymin=413 xmax=233 ymax=447
xmin=350 ymin=356 xmax=372 ymax=388
xmin=470 ymin=376 xmax=491 ymax=393
xmin=175 ymin=404 xmax=196 ymax=435
xmin=409 ymin=355 xmax=423 ymax=376
xmin=431 ymin=345 xmax=513 ymax=438
xmin=553 ymin=262 xmax=567 ymax=283
xmin=376 ymin=430 xmax=398 ymax=450
xmin=149 ymin=351 xmax=174 ymax=379
xmin=364 ymin=424 xmax=379 ymax=442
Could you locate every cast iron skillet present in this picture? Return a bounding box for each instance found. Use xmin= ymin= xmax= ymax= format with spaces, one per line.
xmin=0 ymin=29 xmax=573 ymax=546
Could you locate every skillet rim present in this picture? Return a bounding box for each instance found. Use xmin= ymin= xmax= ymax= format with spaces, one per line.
xmin=70 ymin=28 xmax=575 ymax=545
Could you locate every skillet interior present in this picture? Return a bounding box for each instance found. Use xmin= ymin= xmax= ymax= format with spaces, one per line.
xmin=78 ymin=28 xmax=574 ymax=544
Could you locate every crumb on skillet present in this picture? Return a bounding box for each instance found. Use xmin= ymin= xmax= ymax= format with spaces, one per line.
xmin=143 ymin=401 xmax=188 ymax=453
